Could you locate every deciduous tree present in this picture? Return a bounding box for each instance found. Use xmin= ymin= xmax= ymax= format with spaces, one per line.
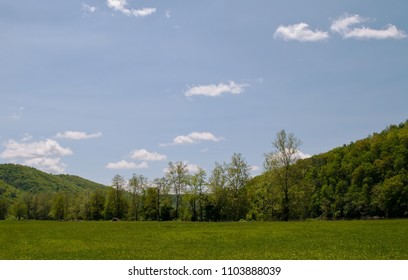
xmin=264 ymin=130 xmax=302 ymax=221
xmin=166 ymin=162 xmax=189 ymax=220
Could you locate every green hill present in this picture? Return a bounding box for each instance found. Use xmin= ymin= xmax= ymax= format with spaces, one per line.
xmin=0 ymin=164 xmax=109 ymax=220
xmin=0 ymin=164 xmax=107 ymax=193
xmin=304 ymin=121 xmax=408 ymax=218
xmin=248 ymin=120 xmax=408 ymax=220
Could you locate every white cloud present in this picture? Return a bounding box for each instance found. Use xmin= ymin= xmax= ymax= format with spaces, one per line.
xmin=330 ymin=14 xmax=365 ymax=35
xmin=23 ymin=157 xmax=66 ymax=174
xmin=132 ymin=8 xmax=156 ymax=17
xmin=1 ymin=139 xmax=73 ymax=159
xmin=55 ymin=131 xmax=102 ymax=140
xmin=82 ymin=3 xmax=97 ymax=13
xmin=185 ymin=81 xmax=248 ymax=97
xmin=331 ymin=14 xmax=407 ymax=40
xmin=345 ymin=25 xmax=406 ymax=40
xmin=0 ymin=138 xmax=72 ymax=174
xmin=160 ymin=132 xmax=224 ymax=146
xmin=274 ymin=23 xmax=329 ymax=42
xmin=106 ymin=160 xmax=148 ymax=170
xmin=131 ymin=149 xmax=167 ymax=161
xmin=296 ymin=150 xmax=312 ymax=159
xmin=106 ymin=0 xmax=156 ymax=17
xmin=165 ymin=10 xmax=171 ymax=19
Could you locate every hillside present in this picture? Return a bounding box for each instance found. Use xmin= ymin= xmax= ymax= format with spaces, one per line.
xmin=248 ymin=120 xmax=408 ymax=219
xmin=0 ymin=164 xmax=107 ymax=193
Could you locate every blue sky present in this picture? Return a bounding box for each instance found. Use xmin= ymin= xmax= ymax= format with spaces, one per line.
xmin=1 ymin=0 xmax=407 ymax=185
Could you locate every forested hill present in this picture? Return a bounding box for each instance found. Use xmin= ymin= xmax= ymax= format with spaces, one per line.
xmin=0 ymin=164 xmax=107 ymax=194
xmin=248 ymin=120 xmax=408 ymax=220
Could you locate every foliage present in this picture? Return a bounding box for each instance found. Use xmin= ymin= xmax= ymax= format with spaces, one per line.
xmin=165 ymin=161 xmax=189 ymax=220
xmin=264 ymin=130 xmax=302 ymax=221
xmin=300 ymin=121 xmax=408 ymax=219
xmin=0 ymin=164 xmax=106 ymax=193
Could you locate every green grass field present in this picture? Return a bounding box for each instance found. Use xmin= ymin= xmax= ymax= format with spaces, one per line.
xmin=0 ymin=220 xmax=407 ymax=260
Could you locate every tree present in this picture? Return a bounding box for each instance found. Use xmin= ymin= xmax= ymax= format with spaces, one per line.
xmin=0 ymin=198 xmax=8 ymax=220
xmin=89 ymin=189 xmax=105 ymax=220
xmin=166 ymin=162 xmax=189 ymax=220
xmin=12 ymin=199 xmax=27 ymax=220
xmin=372 ymin=172 xmax=408 ymax=218
xmin=264 ymin=130 xmax=302 ymax=221
xmin=142 ymin=187 xmax=159 ymax=220
xmin=128 ymin=174 xmax=147 ymax=221
xmin=207 ymin=162 xmax=228 ymax=221
xmin=51 ymin=192 xmax=67 ymax=220
xmin=22 ymin=193 xmax=33 ymax=220
xmin=225 ymin=153 xmax=251 ymax=221
xmin=104 ymin=175 xmax=127 ymax=219
xmin=189 ymin=168 xmax=207 ymax=221
xmin=113 ymin=174 xmax=125 ymax=218
xmin=152 ymin=177 xmax=172 ymax=221
xmin=34 ymin=193 xmax=52 ymax=220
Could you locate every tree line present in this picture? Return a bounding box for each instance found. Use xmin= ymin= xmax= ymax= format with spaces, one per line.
xmin=0 ymin=153 xmax=252 ymax=221
xmin=1 ymin=121 xmax=408 ymax=221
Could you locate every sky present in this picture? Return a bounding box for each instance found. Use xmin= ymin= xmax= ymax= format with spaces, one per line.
xmin=1 ymin=0 xmax=407 ymax=185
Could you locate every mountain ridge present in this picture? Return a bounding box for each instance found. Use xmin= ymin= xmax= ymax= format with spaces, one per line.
xmin=0 ymin=164 xmax=107 ymax=194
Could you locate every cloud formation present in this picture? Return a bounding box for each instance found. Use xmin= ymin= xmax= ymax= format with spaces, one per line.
xmin=161 ymin=132 xmax=224 ymax=146
xmin=185 ymin=81 xmax=248 ymax=97
xmin=1 ymin=139 xmax=72 ymax=159
xmin=274 ymin=23 xmax=329 ymax=42
xmin=0 ymin=139 xmax=72 ymax=174
xmin=106 ymin=160 xmax=148 ymax=170
xmin=23 ymin=157 xmax=66 ymax=174
xmin=56 ymin=131 xmax=102 ymax=140
xmin=107 ymin=0 xmax=156 ymax=17
xmin=131 ymin=149 xmax=167 ymax=161
xmin=331 ymin=14 xmax=406 ymax=40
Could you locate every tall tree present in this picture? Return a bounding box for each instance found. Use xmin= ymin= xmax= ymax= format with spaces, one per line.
xmin=264 ymin=129 xmax=302 ymax=221
xmin=12 ymin=199 xmax=27 ymax=220
xmin=152 ymin=177 xmax=172 ymax=220
xmin=142 ymin=187 xmax=160 ymax=220
xmin=207 ymin=162 xmax=227 ymax=221
xmin=189 ymin=167 xmax=207 ymax=221
xmin=166 ymin=161 xmax=189 ymax=220
xmin=104 ymin=175 xmax=127 ymax=219
xmin=225 ymin=153 xmax=251 ymax=221
xmin=89 ymin=189 xmax=106 ymax=220
xmin=128 ymin=174 xmax=147 ymax=221
xmin=51 ymin=192 xmax=67 ymax=220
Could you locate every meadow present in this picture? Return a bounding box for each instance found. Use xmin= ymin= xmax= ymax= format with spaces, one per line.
xmin=0 ymin=219 xmax=407 ymax=260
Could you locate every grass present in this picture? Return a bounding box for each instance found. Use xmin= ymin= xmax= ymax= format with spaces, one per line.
xmin=0 ymin=219 xmax=407 ymax=260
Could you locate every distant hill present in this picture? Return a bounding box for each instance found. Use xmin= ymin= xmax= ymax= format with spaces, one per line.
xmin=0 ymin=164 xmax=107 ymax=194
